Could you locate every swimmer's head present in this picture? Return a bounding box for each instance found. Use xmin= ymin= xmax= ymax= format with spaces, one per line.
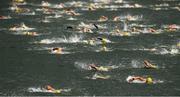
xmin=89 ymin=64 xmax=96 ymax=67
xmin=52 ymin=47 xmax=62 ymax=51
xmin=97 ymin=37 xmax=103 ymax=40
xmin=144 ymin=60 xmax=149 ymax=64
xmin=45 ymin=85 xmax=53 ymax=90
xmin=146 ymin=77 xmax=153 ymax=84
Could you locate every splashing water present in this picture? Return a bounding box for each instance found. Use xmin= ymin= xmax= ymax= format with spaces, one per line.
xmin=68 ymin=35 xmax=84 ymax=43
xmin=170 ymin=48 xmax=179 ymax=54
xmin=74 ymin=62 xmax=90 ymax=70
xmin=153 ymin=80 xmax=164 ymax=84
xmin=36 ymin=35 xmax=84 ymax=44
xmin=27 ymin=87 xmax=71 ymax=93
xmin=123 ymin=21 xmax=128 ymax=31
xmin=28 ymin=87 xmax=48 ymax=93
xmin=158 ymin=47 xmax=179 ymax=55
xmin=131 ymin=60 xmax=142 ymax=68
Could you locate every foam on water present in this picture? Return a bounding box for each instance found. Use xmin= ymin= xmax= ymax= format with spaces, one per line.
xmin=130 ymin=59 xmax=142 ymax=68
xmin=155 ymin=47 xmax=179 ymax=55
xmin=9 ymin=27 xmax=35 ymax=31
xmin=95 ymin=47 xmax=113 ymax=52
xmin=27 ymin=87 xmax=71 ymax=93
xmin=46 ymin=14 xmax=62 ymax=19
xmin=67 ymin=17 xmax=77 ymax=20
xmin=28 ymin=87 xmax=47 ymax=93
xmin=35 ymin=35 xmax=84 ymax=44
xmin=74 ymin=61 xmax=91 ymax=70
xmin=27 ymin=47 xmax=71 ymax=55
xmin=20 ymin=12 xmax=36 ymax=16
xmin=10 ymin=31 xmax=40 ymax=36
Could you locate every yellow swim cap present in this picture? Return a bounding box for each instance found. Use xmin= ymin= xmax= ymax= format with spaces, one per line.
xmin=123 ymin=32 xmax=130 ymax=36
xmin=146 ymin=77 xmax=153 ymax=84
xmin=177 ymin=42 xmax=180 ymax=47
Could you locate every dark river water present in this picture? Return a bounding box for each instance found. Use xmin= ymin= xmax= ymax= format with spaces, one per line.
xmin=0 ymin=0 xmax=180 ymax=96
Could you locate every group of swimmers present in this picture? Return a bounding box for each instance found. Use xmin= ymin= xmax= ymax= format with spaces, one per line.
xmin=87 ymin=60 xmax=157 ymax=84
xmin=1 ymin=0 xmax=179 ymax=94
xmin=7 ymin=0 xmax=180 ymax=37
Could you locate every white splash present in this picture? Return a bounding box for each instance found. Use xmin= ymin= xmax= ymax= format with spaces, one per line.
xmin=36 ymin=35 xmax=84 ymax=44
xmin=157 ymin=47 xmax=179 ymax=55
xmin=27 ymin=87 xmax=71 ymax=93
xmin=131 ymin=60 xmax=141 ymax=68
xmin=74 ymin=62 xmax=90 ymax=70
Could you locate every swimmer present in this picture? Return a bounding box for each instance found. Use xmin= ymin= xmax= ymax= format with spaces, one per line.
xmin=113 ymin=16 xmax=120 ymax=21
xmin=41 ymin=1 xmax=51 ymax=7
xmin=127 ymin=15 xmax=134 ymax=21
xmin=121 ymin=31 xmax=131 ymax=36
xmin=147 ymin=48 xmax=157 ymax=52
xmin=111 ymin=29 xmax=131 ymax=36
xmin=45 ymin=85 xmax=55 ymax=92
xmin=21 ymin=23 xmax=29 ymax=29
xmin=55 ymin=3 xmax=64 ymax=8
xmin=89 ymin=64 xmax=98 ymax=71
xmin=0 ymin=15 xmax=11 ymax=19
xmin=44 ymin=85 xmax=62 ymax=93
xmin=91 ymin=73 xmax=110 ymax=80
xmin=89 ymin=64 xmax=110 ymax=71
xmin=168 ymin=24 xmax=179 ymax=31
xmin=83 ymin=27 xmax=93 ymax=33
xmin=99 ymin=16 xmax=108 ymax=22
xmin=13 ymin=0 xmax=25 ymax=3
xmin=15 ymin=7 xmax=23 ymax=13
xmin=23 ymin=32 xmax=38 ymax=36
xmin=14 ymin=6 xmax=30 ymax=13
xmin=144 ymin=60 xmax=157 ymax=69
xmin=42 ymin=7 xmax=54 ymax=14
xmin=101 ymin=46 xmax=108 ymax=51
xmin=51 ymin=47 xmax=62 ymax=54
xmin=9 ymin=23 xmax=31 ymax=31
xmin=111 ymin=29 xmax=121 ymax=35
xmin=148 ymin=28 xmax=156 ymax=33
xmin=97 ymin=37 xmax=108 ymax=45
xmin=65 ymin=9 xmax=79 ymax=16
xmin=131 ymin=27 xmax=141 ymax=32
xmin=88 ymin=3 xmax=97 ymax=11
xmin=127 ymin=76 xmax=153 ymax=84
xmin=115 ymin=29 xmax=121 ymax=33
xmin=78 ymin=27 xmax=93 ymax=33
